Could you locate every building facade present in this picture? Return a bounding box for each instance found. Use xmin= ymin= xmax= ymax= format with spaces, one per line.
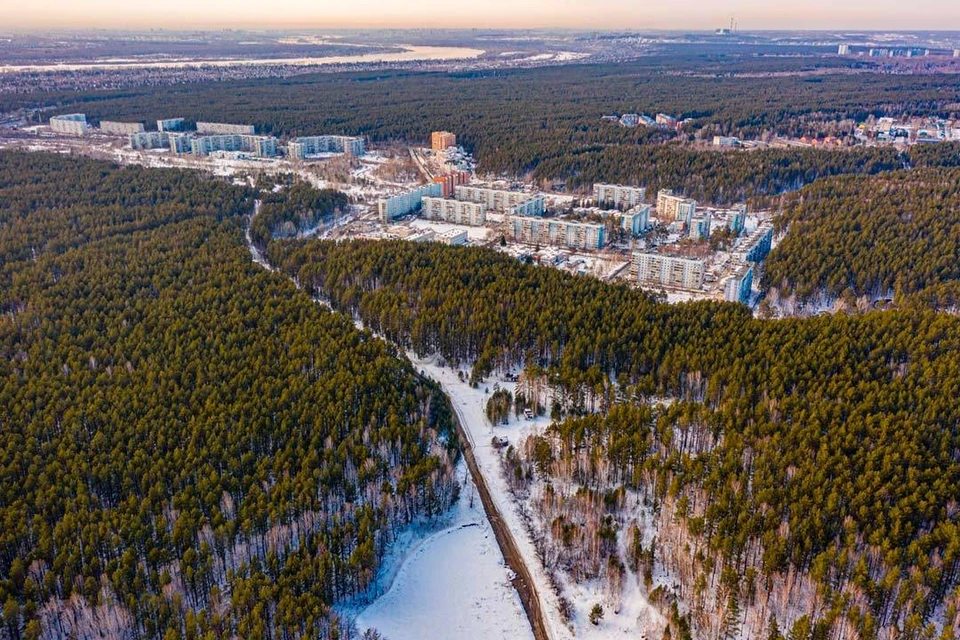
xmin=50 ymin=114 xmax=88 ymax=136
xmin=619 ymin=205 xmax=651 ymax=236
xmin=431 ymin=131 xmax=457 ymax=151
xmin=634 ymin=253 xmax=705 ymax=289
xmin=187 ymin=134 xmax=278 ymax=157
xmin=129 ymin=131 xmax=170 ymax=150
xmin=594 ymin=184 xmax=647 ymax=210
xmin=724 ymin=263 xmax=754 ymax=304
xmin=421 ymin=197 xmax=487 ymax=226
xmin=738 ymin=225 xmax=774 ymax=263
xmin=507 ymin=217 xmax=605 ymax=251
xmin=287 ymin=135 xmax=365 ymax=159
xmin=657 ymin=189 xmax=697 ymax=224
xmin=455 ymin=186 xmax=545 ymax=216
xmin=195 ymin=122 xmax=256 ymax=135
xmin=100 ymin=121 xmax=144 ymax=135
xmin=432 ymin=171 xmax=472 ymax=198
xmin=378 ymin=183 xmax=444 ymax=222
xmin=689 ymin=213 xmax=712 ymax=241
xmin=728 ymin=205 xmax=747 ymax=235
xmin=157 ymin=118 xmax=186 ymax=132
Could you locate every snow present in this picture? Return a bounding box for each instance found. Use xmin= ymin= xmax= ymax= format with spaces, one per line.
xmin=348 ymin=463 xmax=533 ymax=640
xmin=408 ymin=356 xmax=666 ymax=640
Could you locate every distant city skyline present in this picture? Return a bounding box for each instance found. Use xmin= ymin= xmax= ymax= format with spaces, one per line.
xmin=2 ymin=0 xmax=959 ymax=31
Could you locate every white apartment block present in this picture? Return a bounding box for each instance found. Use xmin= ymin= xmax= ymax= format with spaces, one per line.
xmin=188 ymin=135 xmax=278 ymax=157
xmin=287 ymin=135 xmax=365 ymax=159
xmin=620 ymin=204 xmax=651 ymax=236
xmin=157 ymin=118 xmax=186 ymax=132
xmin=129 ymin=131 xmax=170 ymax=150
xmin=507 ymin=217 xmax=605 ymax=251
xmin=455 ymin=186 xmax=545 ymax=216
xmin=49 ymin=114 xmax=88 ymax=136
xmin=378 ymin=183 xmax=444 ymax=222
xmin=594 ymin=184 xmax=646 ymax=210
xmin=195 ymin=122 xmax=256 ymax=135
xmin=100 ymin=121 xmax=144 ymax=135
xmin=634 ymin=253 xmax=705 ymax=289
xmin=724 ymin=263 xmax=754 ymax=304
xmin=421 ymin=197 xmax=487 ymax=226
xmin=657 ymin=189 xmax=697 ymax=223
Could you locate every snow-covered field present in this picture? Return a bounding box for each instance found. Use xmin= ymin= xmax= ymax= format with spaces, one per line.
xmin=347 ymin=463 xmax=533 ymax=640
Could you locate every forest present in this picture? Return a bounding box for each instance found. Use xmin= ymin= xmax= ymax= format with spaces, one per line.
xmin=763 ymin=168 xmax=960 ymax=303
xmin=248 ymin=182 xmax=350 ymax=249
xmin=8 ymin=60 xmax=960 ymax=185
xmin=0 ymin=151 xmax=459 ymax=639
xmin=267 ymin=237 xmax=960 ymax=640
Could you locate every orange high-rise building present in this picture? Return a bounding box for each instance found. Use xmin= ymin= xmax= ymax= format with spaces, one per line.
xmin=431 ymin=131 xmax=457 ymax=151
xmin=432 ymin=170 xmax=471 ymax=198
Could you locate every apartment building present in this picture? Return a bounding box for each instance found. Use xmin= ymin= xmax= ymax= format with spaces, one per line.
xmin=129 ymin=131 xmax=170 ymax=150
xmin=657 ymin=189 xmax=697 ymax=223
xmin=619 ymin=205 xmax=651 ymax=236
xmin=100 ymin=121 xmax=144 ymax=135
xmin=724 ymin=263 xmax=754 ymax=304
xmin=594 ymin=184 xmax=647 ymax=210
xmin=378 ymin=183 xmax=444 ymax=222
xmin=188 ymin=134 xmax=278 ymax=157
xmin=421 ymin=197 xmax=486 ymax=226
xmin=157 ymin=118 xmax=186 ymax=132
xmin=287 ymin=135 xmax=365 ymax=159
xmin=689 ymin=213 xmax=712 ymax=241
xmin=634 ymin=253 xmax=705 ymax=289
xmin=736 ymin=224 xmax=774 ymax=263
xmin=49 ymin=114 xmax=88 ymax=136
xmin=727 ymin=205 xmax=747 ymax=235
xmin=195 ymin=122 xmax=255 ymax=135
xmin=507 ymin=217 xmax=605 ymax=251
xmin=455 ymin=186 xmax=545 ymax=216
xmin=432 ymin=171 xmax=472 ymax=198
xmin=169 ymin=133 xmax=193 ymax=154
xmin=431 ymin=131 xmax=457 ymax=151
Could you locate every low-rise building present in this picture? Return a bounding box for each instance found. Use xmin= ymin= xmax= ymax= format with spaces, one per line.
xmin=507 ymin=217 xmax=605 ymax=250
xmin=634 ymin=253 xmax=705 ymax=289
xmin=378 ymin=183 xmax=444 ymax=222
xmin=713 ymin=136 xmax=741 ymax=148
xmin=438 ymin=229 xmax=468 ymax=246
xmin=723 ymin=263 xmax=754 ymax=304
xmin=100 ymin=121 xmax=144 ymax=135
xmin=421 ymin=197 xmax=487 ymax=226
xmin=49 ymin=114 xmax=88 ymax=136
xmin=594 ymin=184 xmax=646 ymax=210
xmin=157 ymin=118 xmax=186 ymax=132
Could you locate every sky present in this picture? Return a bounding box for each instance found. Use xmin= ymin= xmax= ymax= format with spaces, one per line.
xmin=3 ymin=0 xmax=959 ymax=31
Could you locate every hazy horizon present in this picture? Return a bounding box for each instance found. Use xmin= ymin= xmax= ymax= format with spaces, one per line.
xmin=3 ymin=0 xmax=960 ymax=31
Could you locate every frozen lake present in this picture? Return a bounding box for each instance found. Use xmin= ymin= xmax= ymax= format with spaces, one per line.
xmin=349 ymin=464 xmax=533 ymax=640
